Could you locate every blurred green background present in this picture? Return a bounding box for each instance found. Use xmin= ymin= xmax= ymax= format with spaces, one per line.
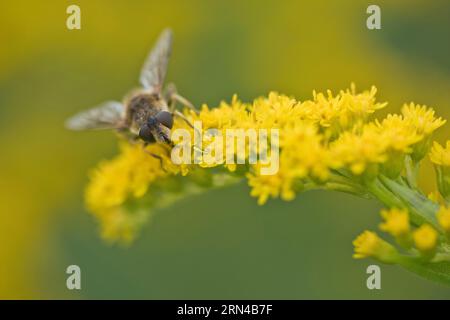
xmin=0 ymin=0 xmax=449 ymax=299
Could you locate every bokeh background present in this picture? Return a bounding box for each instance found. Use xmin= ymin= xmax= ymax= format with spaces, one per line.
xmin=1 ymin=0 xmax=449 ymax=299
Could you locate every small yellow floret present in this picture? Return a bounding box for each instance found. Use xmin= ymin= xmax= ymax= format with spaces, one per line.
xmin=353 ymin=231 xmax=398 ymax=263
xmin=429 ymin=141 xmax=450 ymax=167
xmin=379 ymin=208 xmax=410 ymax=237
xmin=402 ymin=103 xmax=446 ymax=136
xmin=413 ymin=224 xmax=438 ymax=253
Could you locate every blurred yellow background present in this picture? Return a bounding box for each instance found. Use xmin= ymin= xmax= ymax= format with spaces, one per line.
xmin=0 ymin=0 xmax=449 ymax=298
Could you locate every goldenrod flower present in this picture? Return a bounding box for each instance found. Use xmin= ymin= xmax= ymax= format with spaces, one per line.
xmin=413 ymin=224 xmax=438 ymax=257
xmin=379 ymin=208 xmax=410 ymax=237
xmin=85 ymin=143 xmax=173 ymax=242
xmin=372 ymin=114 xmax=422 ymax=178
xmin=430 ymin=141 xmax=450 ymax=166
xmin=379 ymin=208 xmax=412 ymax=248
xmin=279 ymin=124 xmax=334 ymax=180
xmin=86 ymin=142 xmax=178 ymax=210
xmin=376 ymin=114 xmax=422 ymax=153
xmin=402 ymin=103 xmax=446 ymax=161
xmin=300 ymin=85 xmax=386 ymax=138
xmin=247 ymin=123 xmax=332 ymax=205
xmin=352 ymin=231 xmax=398 ymax=263
xmin=247 ymin=169 xmax=295 ymax=205
xmin=82 ymin=84 xmax=450 ymax=285
xmin=251 ymin=92 xmax=303 ymax=129
xmin=84 ymin=85 xmax=447 ymax=247
xmin=330 ymin=125 xmax=386 ymax=177
xmin=402 ymin=103 xmax=446 ymax=136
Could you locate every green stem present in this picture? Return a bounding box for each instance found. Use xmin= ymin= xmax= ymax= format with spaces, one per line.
xmin=324 ymin=182 xmax=371 ymax=198
xmin=328 ymin=171 xmax=371 ymax=198
xmin=302 ymin=173 xmax=371 ymax=198
xmin=405 ymin=156 xmax=420 ymax=189
xmin=365 ymin=177 xmax=404 ymax=208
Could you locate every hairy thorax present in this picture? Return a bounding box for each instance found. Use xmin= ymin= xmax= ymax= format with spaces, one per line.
xmin=124 ymin=91 xmax=168 ymax=135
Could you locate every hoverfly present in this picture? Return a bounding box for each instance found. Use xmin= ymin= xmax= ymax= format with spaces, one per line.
xmin=65 ymin=29 xmax=196 ymax=152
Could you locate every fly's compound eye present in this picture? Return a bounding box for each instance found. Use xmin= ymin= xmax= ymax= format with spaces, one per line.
xmin=147 ymin=117 xmax=158 ymax=126
xmin=139 ymin=124 xmax=155 ymax=142
xmin=155 ymin=111 xmax=173 ymax=129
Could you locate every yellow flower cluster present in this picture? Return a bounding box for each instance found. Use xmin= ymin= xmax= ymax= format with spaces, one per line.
xmin=185 ymin=87 xmax=393 ymax=204
xmin=354 ymin=206 xmax=450 ymax=262
xmin=85 ymin=142 xmax=176 ymax=242
xmin=241 ymin=88 xmax=444 ymax=204
xmin=85 ymin=85 xmax=448 ymax=244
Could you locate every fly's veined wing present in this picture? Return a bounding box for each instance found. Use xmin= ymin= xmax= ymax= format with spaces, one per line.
xmin=139 ymin=28 xmax=173 ymax=93
xmin=65 ymin=101 xmax=124 ymax=130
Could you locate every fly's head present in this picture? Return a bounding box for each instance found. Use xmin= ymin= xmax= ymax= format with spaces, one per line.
xmin=139 ymin=111 xmax=174 ymax=145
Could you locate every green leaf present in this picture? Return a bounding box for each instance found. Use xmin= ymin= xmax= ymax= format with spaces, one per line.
xmin=378 ymin=175 xmax=441 ymax=231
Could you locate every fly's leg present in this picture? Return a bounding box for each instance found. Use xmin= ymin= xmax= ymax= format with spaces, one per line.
xmin=165 ymin=82 xmax=198 ymax=114
xmin=172 ymin=93 xmax=197 ymax=114
xmin=172 ymin=110 xmax=207 ymax=155
xmin=141 ymin=143 xmax=168 ymax=172
xmin=165 ymin=84 xmax=206 ymax=155
xmin=173 ymin=110 xmax=194 ymax=129
xmin=149 ymin=152 xmax=167 ymax=172
xmin=164 ymin=83 xmax=177 ymax=106
xmin=165 ymin=83 xmax=198 ymax=133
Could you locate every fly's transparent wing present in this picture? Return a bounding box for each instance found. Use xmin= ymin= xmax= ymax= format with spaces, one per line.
xmin=139 ymin=28 xmax=173 ymax=93
xmin=65 ymin=101 xmax=124 ymax=130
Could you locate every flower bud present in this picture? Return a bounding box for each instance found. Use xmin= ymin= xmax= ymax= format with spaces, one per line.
xmin=353 ymin=231 xmax=399 ymax=264
xmin=413 ymin=224 xmax=438 ymax=259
